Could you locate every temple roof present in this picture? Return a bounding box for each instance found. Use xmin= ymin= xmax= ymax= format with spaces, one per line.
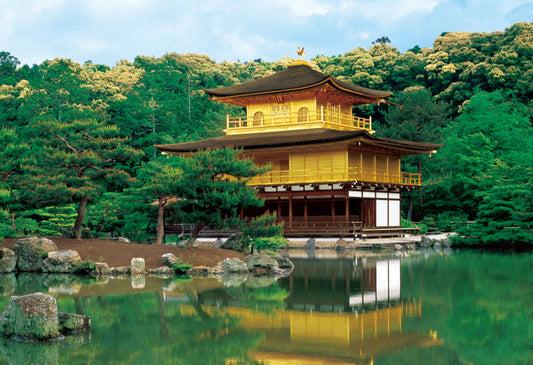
xmin=155 ymin=128 xmax=442 ymax=155
xmin=204 ymin=64 xmax=392 ymax=102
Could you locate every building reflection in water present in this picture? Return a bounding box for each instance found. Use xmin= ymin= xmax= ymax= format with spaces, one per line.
xmin=186 ymin=253 xmax=441 ymax=364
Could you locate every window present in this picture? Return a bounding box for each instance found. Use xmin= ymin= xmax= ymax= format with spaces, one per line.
xmin=271 ymin=104 xmax=290 ymax=124
xmin=297 ymin=107 xmax=309 ymax=122
xmin=252 ymin=111 xmax=264 ymax=126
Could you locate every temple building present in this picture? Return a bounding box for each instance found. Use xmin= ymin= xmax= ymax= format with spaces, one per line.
xmin=155 ymin=59 xmax=442 ymax=237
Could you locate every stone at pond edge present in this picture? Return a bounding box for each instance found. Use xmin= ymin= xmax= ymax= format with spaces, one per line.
xmin=131 ymin=257 xmax=145 ymax=274
xmin=148 ymin=266 xmax=175 ymax=277
xmin=0 ymin=292 xmax=60 ymax=340
xmin=305 ymin=238 xmax=315 ymax=250
xmin=0 ymin=248 xmax=16 ymax=273
xmin=274 ymin=256 xmax=294 ymax=271
xmin=92 ymin=262 xmax=112 ymax=276
xmin=12 ymin=237 xmax=58 ymax=272
xmin=211 ymin=258 xmax=249 ymax=274
xmin=162 ymin=253 xmax=179 ymax=267
xmin=221 ymin=233 xmax=250 ymax=253
xmin=57 ymin=313 xmax=91 ymax=334
xmin=244 ymin=254 xmax=279 ymax=274
xmin=111 ymin=266 xmax=131 ymax=275
xmin=43 ymin=250 xmax=82 ymax=273
xmin=186 ymin=266 xmax=211 ymax=277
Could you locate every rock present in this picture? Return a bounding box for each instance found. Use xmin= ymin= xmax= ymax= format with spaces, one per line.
xmin=274 ymin=256 xmax=294 ymax=272
xmin=111 ymin=266 xmax=131 ymax=275
xmin=148 ymin=266 xmax=175 ymax=277
xmin=92 ymin=262 xmax=112 ymax=276
xmin=221 ymin=233 xmax=250 ymax=253
xmin=162 ymin=253 xmax=179 ymax=267
xmin=116 ymin=237 xmax=130 ymax=243
xmin=244 ymin=254 xmax=279 ymax=274
xmin=305 ymin=238 xmax=315 ymax=250
xmin=394 ymin=244 xmax=403 ymax=251
xmin=212 ymin=238 xmax=224 ymax=248
xmin=0 ymin=292 xmax=60 ymax=340
xmin=42 ymin=250 xmax=82 ymax=273
xmin=0 ymin=248 xmax=16 ymax=273
xmin=334 ymin=238 xmax=348 ymax=250
xmin=130 ymin=257 xmax=145 ymax=274
xmin=12 ymin=237 xmax=58 ymax=272
xmin=57 ymin=313 xmax=91 ymax=334
xmin=406 ymin=243 xmax=416 ymax=250
xmin=211 ymin=258 xmax=248 ymax=274
xmin=186 ymin=266 xmax=211 ymax=277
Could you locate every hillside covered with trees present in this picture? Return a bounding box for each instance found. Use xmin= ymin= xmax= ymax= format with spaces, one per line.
xmin=0 ymin=22 xmax=531 ymax=247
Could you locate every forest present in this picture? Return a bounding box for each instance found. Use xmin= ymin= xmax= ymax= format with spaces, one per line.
xmin=0 ymin=22 xmax=531 ymax=248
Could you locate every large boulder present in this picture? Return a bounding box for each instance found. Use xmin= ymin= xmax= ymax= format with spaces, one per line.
xmin=244 ymin=254 xmax=279 ymax=275
xmin=42 ymin=250 xmax=82 ymax=273
xmin=0 ymin=248 xmax=16 ymax=273
xmin=211 ymin=258 xmax=249 ymax=274
xmin=0 ymin=292 xmax=60 ymax=340
xmin=12 ymin=237 xmax=58 ymax=272
xmin=220 ymin=233 xmax=250 ymax=253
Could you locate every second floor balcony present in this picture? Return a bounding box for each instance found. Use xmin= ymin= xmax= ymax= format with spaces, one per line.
xmin=248 ymin=167 xmax=421 ymax=187
xmin=225 ymin=109 xmax=372 ymax=134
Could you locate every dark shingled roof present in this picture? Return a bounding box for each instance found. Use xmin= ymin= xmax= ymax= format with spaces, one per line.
xmin=204 ymin=64 xmax=392 ymax=100
xmin=155 ymin=128 xmax=442 ymax=155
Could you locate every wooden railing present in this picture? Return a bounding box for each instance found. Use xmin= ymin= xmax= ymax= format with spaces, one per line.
xmin=249 ymin=167 xmax=421 ymax=186
xmin=226 ymin=110 xmax=372 ymax=132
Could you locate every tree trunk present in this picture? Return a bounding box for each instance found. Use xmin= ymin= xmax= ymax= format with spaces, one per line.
xmin=74 ymin=195 xmax=88 ymax=240
xmin=155 ymin=196 xmax=167 ymax=245
xmin=407 ymin=192 xmax=413 ymax=221
xmin=417 ymin=159 xmax=425 ymax=219
xmin=186 ymin=222 xmax=206 ymax=247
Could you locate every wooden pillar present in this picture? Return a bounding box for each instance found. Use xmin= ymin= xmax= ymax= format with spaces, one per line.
xmin=277 ymin=198 xmax=281 ymax=220
xmin=331 ymin=197 xmax=335 ymax=225
xmin=304 ymin=196 xmax=308 ymax=227
xmin=345 ymin=193 xmax=350 ymax=227
xmin=289 ymin=193 xmax=293 ymax=228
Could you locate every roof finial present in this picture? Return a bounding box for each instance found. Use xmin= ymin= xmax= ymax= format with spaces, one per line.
xmin=290 ymin=46 xmax=309 ymax=66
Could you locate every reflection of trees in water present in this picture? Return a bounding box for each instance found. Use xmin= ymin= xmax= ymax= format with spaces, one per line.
xmin=47 ymin=290 xmax=263 ymax=364
xmin=224 ymin=282 xmax=290 ymax=315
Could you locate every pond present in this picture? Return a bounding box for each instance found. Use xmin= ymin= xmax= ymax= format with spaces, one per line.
xmin=0 ymin=248 xmax=530 ymax=364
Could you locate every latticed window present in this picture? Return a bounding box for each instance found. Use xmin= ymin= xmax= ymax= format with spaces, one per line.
xmin=298 ymin=107 xmax=309 ymax=122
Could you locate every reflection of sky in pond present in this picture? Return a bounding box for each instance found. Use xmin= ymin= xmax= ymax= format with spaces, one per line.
xmin=0 ymin=249 xmax=530 ymax=364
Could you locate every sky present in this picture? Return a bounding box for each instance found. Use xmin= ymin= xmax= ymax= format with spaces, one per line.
xmin=1 ymin=0 xmax=532 ymax=67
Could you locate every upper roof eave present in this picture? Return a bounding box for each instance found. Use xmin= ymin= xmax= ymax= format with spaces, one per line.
xmin=204 ymin=64 xmax=392 ymax=102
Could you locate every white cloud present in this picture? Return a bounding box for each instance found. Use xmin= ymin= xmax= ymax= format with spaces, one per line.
xmin=272 ymin=0 xmax=334 ymax=18
xmin=339 ymin=0 xmax=440 ymax=20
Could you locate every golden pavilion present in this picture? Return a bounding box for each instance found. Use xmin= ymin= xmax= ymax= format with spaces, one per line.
xmin=156 ymin=59 xmax=442 ymax=237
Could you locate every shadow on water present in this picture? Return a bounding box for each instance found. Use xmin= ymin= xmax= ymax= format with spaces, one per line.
xmin=0 ymin=248 xmax=530 ymax=364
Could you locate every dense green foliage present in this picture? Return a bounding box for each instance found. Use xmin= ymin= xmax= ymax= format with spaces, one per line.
xmin=242 ymin=213 xmax=288 ymax=251
xmin=0 ymin=22 xmax=531 ymax=247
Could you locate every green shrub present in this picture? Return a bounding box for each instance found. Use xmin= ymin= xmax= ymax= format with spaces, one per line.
xmin=173 ymin=258 xmax=192 ymax=274
xmin=250 ymin=236 xmax=288 ymax=251
xmin=73 ymin=260 xmax=96 ymax=275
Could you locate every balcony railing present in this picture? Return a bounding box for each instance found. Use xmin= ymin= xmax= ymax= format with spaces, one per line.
xmin=249 ymin=167 xmax=421 ymax=186
xmin=226 ymin=110 xmax=372 ymax=132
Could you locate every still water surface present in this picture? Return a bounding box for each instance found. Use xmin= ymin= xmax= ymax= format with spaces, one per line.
xmin=0 ymin=249 xmax=530 ymax=364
